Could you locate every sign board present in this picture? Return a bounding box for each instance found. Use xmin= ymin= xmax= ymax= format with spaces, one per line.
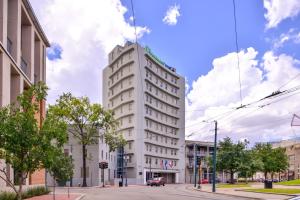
xmin=99 ymin=162 xmax=108 ymax=169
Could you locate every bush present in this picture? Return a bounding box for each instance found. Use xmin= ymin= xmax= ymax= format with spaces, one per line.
xmin=22 ymin=186 xmax=50 ymax=199
xmin=0 ymin=186 xmax=50 ymax=200
xmin=0 ymin=192 xmax=17 ymax=200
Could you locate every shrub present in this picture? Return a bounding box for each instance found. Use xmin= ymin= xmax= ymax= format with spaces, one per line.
xmin=22 ymin=186 xmax=50 ymax=199
xmin=0 ymin=186 xmax=50 ymax=200
xmin=0 ymin=192 xmax=17 ymax=200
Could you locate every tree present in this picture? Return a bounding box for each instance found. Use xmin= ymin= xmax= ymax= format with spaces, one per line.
xmin=214 ymin=137 xmax=248 ymax=184
xmin=238 ymin=150 xmax=262 ymax=183
xmin=254 ymin=143 xmax=288 ymax=183
xmin=48 ymin=93 xmax=126 ymax=187
xmin=0 ymin=82 xmax=69 ymax=200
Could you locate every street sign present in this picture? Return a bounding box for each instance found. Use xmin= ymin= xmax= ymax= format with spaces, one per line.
xmin=99 ymin=162 xmax=108 ymax=169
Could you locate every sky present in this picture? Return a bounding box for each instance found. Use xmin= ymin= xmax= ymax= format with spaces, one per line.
xmin=29 ymin=0 xmax=300 ymax=144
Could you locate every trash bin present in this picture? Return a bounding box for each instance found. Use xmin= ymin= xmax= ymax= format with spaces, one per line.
xmin=264 ymin=180 xmax=273 ymax=189
xmin=119 ymin=181 xmax=123 ymax=187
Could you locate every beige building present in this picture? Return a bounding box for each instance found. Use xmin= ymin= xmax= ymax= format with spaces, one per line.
xmin=272 ymin=139 xmax=300 ymax=180
xmin=102 ymin=42 xmax=185 ymax=184
xmin=47 ymin=129 xmax=117 ymax=187
xmin=0 ymin=0 xmax=49 ymax=187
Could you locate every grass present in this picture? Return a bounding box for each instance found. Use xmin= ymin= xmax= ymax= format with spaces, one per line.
xmin=243 ymin=188 xmax=300 ymax=195
xmin=217 ymin=183 xmax=251 ymax=188
xmin=275 ymin=179 xmax=300 ymax=186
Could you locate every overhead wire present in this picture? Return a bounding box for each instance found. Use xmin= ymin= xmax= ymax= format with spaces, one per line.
xmin=232 ymin=0 xmax=243 ymax=107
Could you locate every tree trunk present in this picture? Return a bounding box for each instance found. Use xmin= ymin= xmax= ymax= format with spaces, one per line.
xmin=82 ymin=144 xmax=87 ymax=187
xmin=264 ymin=172 xmax=267 ymax=180
xmin=246 ymin=172 xmax=248 ymax=184
xmin=17 ymin=173 xmax=23 ymax=200
xmin=230 ymin=171 xmax=234 ymax=184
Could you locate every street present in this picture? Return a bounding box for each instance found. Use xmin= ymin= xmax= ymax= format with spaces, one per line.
xmin=57 ymin=184 xmax=252 ymax=200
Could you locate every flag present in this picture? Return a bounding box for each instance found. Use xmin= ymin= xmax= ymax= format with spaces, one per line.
xmin=160 ymin=160 xmax=164 ymax=169
xmin=164 ymin=160 xmax=168 ymax=170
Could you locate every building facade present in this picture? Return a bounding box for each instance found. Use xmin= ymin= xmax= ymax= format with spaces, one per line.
xmin=272 ymin=139 xmax=300 ymax=180
xmin=0 ymin=0 xmax=49 ymax=187
xmin=46 ymin=130 xmax=117 ymax=187
xmin=102 ymin=42 xmax=185 ymax=184
xmin=185 ymin=140 xmax=215 ymax=184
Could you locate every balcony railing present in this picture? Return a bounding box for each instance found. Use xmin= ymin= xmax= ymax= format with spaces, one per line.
xmin=7 ymin=37 xmax=12 ymax=54
xmin=187 ymin=151 xmax=208 ymax=157
xmin=21 ymin=57 xmax=28 ymax=76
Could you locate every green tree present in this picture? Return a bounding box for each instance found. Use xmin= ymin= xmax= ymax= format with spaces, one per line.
xmin=214 ymin=137 xmax=248 ymax=184
xmin=238 ymin=150 xmax=263 ymax=183
xmin=48 ymin=93 xmax=126 ymax=187
xmin=0 ymin=82 xmax=69 ymax=200
xmin=254 ymin=143 xmax=288 ymax=183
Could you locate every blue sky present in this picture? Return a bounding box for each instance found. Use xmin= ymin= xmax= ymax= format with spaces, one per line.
xmin=122 ymin=0 xmax=299 ymax=85
xmin=31 ymin=0 xmax=300 ymax=143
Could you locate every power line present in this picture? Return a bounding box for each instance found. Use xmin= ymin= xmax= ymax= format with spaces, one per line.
xmin=278 ymin=72 xmax=300 ymax=91
xmin=232 ymin=0 xmax=243 ymax=107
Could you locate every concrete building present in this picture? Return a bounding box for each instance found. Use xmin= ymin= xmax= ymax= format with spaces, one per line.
xmin=185 ymin=140 xmax=214 ymax=184
xmin=47 ymin=130 xmax=117 ymax=187
xmin=185 ymin=140 xmax=228 ymax=184
xmin=0 ymin=0 xmax=49 ymax=187
xmin=272 ymin=139 xmax=300 ymax=180
xmin=102 ymin=42 xmax=185 ymax=184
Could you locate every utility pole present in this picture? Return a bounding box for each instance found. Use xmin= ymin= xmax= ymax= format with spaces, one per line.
xmin=212 ymin=120 xmax=218 ymax=192
xmin=193 ymin=143 xmax=197 ymax=187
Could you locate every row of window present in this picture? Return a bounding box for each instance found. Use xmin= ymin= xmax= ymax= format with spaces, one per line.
xmin=118 ymin=115 xmax=133 ymax=126
xmin=109 ymin=63 xmax=133 ymax=86
xmin=145 ymin=105 xmax=177 ymax=126
xmin=145 ymin=119 xmax=178 ymax=135
xmin=111 ymin=50 xmax=133 ymax=72
xmin=145 ymin=94 xmax=178 ymax=115
xmin=146 ymin=58 xmax=178 ymax=85
xmin=146 ymin=144 xmax=177 ymax=156
xmin=145 ymin=157 xmax=177 ymax=167
xmin=146 ymin=82 xmax=178 ymax=106
xmin=146 ymin=69 xmax=178 ymax=95
xmin=109 ymin=76 xmax=133 ymax=97
xmin=114 ymin=102 xmax=133 ymax=116
xmin=146 ymin=131 xmax=178 ymax=146
xmin=109 ymin=89 xmax=133 ymax=108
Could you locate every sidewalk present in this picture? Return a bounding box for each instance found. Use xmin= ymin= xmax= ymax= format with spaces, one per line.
xmin=188 ymin=184 xmax=294 ymax=200
xmin=26 ymin=194 xmax=83 ymax=200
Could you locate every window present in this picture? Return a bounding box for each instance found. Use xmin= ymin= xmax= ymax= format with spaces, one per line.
xmin=129 ymin=116 xmax=132 ymax=123
xmin=101 ymin=150 xmax=103 ymax=159
xmin=156 ymin=135 xmax=158 ymax=141
xmin=146 ymin=157 xmax=148 ymax=164
xmin=165 ymin=148 xmax=167 ymax=154
xmin=160 ymin=147 xmax=162 ymax=153
xmin=129 ymin=103 xmax=132 ymax=111
xmin=129 ymin=142 xmax=132 ymax=150
xmin=106 ymin=152 xmax=108 ymax=160
xmin=120 ymin=94 xmax=123 ymax=101
xmin=155 ymin=146 xmax=158 ymax=153
xmin=155 ymin=159 xmax=158 ymax=165
xmin=128 ymin=129 xmax=132 ymax=136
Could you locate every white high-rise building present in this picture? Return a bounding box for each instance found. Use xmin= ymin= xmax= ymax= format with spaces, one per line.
xmin=102 ymin=42 xmax=185 ymax=185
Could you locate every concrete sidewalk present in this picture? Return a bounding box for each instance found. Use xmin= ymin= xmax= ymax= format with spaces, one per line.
xmin=188 ymin=184 xmax=294 ymax=200
xmin=26 ymin=194 xmax=83 ymax=200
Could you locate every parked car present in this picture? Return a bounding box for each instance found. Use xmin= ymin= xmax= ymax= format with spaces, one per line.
xmin=198 ymin=179 xmax=209 ymax=184
xmin=147 ymin=177 xmax=165 ymax=186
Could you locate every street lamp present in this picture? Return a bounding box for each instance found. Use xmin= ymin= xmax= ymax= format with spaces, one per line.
xmin=123 ymin=154 xmax=130 ymax=187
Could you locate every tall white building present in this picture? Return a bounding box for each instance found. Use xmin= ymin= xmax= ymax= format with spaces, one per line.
xmin=102 ymin=42 xmax=185 ymax=184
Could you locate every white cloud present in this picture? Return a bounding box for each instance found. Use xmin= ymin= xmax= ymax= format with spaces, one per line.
xmin=264 ymin=0 xmax=300 ymax=29
xmin=272 ymin=28 xmax=300 ymax=48
xmin=186 ymin=48 xmax=300 ymax=144
xmin=29 ymin=0 xmax=150 ymax=104
xmin=162 ymin=4 xmax=181 ymax=26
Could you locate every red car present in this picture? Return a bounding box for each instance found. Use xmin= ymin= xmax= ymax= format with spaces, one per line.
xmin=198 ymin=179 xmax=209 ymax=184
xmin=147 ymin=177 xmax=166 ymax=186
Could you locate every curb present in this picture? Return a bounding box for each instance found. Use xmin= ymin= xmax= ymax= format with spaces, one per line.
xmin=236 ymin=189 xmax=299 ymax=197
xmin=187 ymin=186 xmax=263 ymax=200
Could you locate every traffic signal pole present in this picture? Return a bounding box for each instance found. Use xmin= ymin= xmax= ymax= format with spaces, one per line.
xmin=212 ymin=120 xmax=218 ymax=192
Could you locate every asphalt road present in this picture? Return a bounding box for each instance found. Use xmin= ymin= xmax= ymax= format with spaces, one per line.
xmin=58 ymin=184 xmax=252 ymax=200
